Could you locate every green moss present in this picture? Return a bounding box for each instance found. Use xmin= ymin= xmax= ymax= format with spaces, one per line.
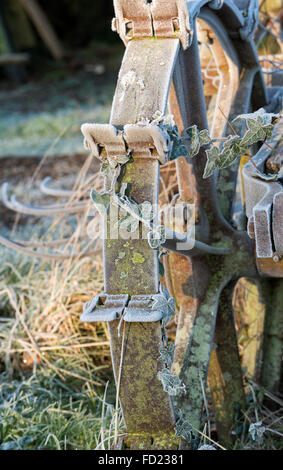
xmin=132 ymin=252 xmax=145 ymax=264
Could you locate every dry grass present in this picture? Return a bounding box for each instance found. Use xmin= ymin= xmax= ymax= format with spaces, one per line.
xmin=0 ymin=148 xmax=121 ymax=449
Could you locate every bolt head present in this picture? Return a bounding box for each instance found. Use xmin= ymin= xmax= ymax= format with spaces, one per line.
xmin=273 ymin=253 xmax=281 ymax=263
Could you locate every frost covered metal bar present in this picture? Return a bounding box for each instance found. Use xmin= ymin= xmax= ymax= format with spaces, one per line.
xmin=81 ymin=37 xmax=180 ymax=449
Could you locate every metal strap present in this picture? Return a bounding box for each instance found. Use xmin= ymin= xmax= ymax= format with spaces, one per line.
xmin=112 ymin=0 xmax=192 ymax=49
xmin=81 ymin=122 xmax=170 ymax=164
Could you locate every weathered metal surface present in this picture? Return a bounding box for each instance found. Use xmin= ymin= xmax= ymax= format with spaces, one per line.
xmin=81 ymin=294 xmax=129 ymax=322
xmin=233 ymin=0 xmax=259 ymax=40
xmin=110 ymin=38 xmax=180 ymax=125
xmin=112 ymin=0 xmax=191 ymax=49
xmin=197 ymin=10 xmax=240 ymax=140
xmin=106 ymin=36 xmax=180 ymax=448
xmin=82 ymin=122 xmax=170 ymax=164
xmin=123 ymin=295 xmax=164 ymax=322
xmin=161 ymin=155 xmax=201 ymax=378
xmin=261 ymin=279 xmax=283 ymax=394
xmin=108 ymin=320 xmax=176 ymax=442
xmin=233 ymin=278 xmax=266 ymax=383
xmin=273 ymin=192 xmax=283 ymax=257
xmin=244 ymin=120 xmax=283 ymax=219
xmin=256 ymin=257 xmax=283 ymax=278
xmin=81 ymin=293 xmax=165 ymax=323
xmin=216 ymin=67 xmax=267 ymax=220
xmin=79 ymin=0 xmax=282 ymax=449
xmin=243 ymin=119 xmax=283 ymax=274
xmin=165 ymin=14 xmax=256 ymax=445
xmin=208 ymin=281 xmax=246 ymax=445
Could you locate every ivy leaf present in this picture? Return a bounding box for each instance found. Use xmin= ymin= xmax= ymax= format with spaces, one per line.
xmin=115 ymin=154 xmax=131 ymax=165
xmin=217 ymin=136 xmax=247 ymax=169
xmin=119 ymin=182 xmax=128 ymax=197
xmin=203 ymin=146 xmax=219 ymax=178
xmin=171 ymin=139 xmax=187 ymax=159
xmin=240 ymin=118 xmax=272 ymax=147
xmin=140 ymin=201 xmax=153 ymax=221
xmin=162 ymin=285 xmax=170 ymax=300
xmin=175 ymin=410 xmax=192 ymax=441
xmin=165 ymin=124 xmax=187 ymax=160
xmin=147 ymin=225 xmax=166 ymax=249
xmin=231 ymin=423 xmax=244 ymax=436
xmin=90 ymin=189 xmax=110 ymax=215
xmin=100 ymin=162 xmax=118 ymax=181
xmin=199 ymin=129 xmax=211 ymax=146
xmin=233 ymin=108 xmax=281 ymax=126
xmin=157 ymin=367 xmax=185 ymax=396
xmin=116 ymin=214 xmax=139 ymax=233
xmin=151 ymin=288 xmax=175 ymax=326
xmin=158 ymin=250 xmax=167 ymax=277
xmin=159 ymin=342 xmax=176 ymax=367
xmin=198 ymin=444 xmax=216 ymax=450
xmin=107 ymin=158 xmax=119 ymax=169
xmin=248 ymin=421 xmax=266 ymax=443
xmin=186 ymin=125 xmax=200 ymax=158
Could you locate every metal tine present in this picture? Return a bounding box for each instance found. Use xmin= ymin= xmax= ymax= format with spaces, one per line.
xmin=2 ymin=182 xmax=89 ymax=216
xmin=40 ymin=177 xmax=75 ymax=198
xmin=0 ymin=233 xmax=101 ymax=261
xmin=40 ymin=176 xmax=100 ymax=198
xmin=13 ymin=233 xmax=89 ymax=248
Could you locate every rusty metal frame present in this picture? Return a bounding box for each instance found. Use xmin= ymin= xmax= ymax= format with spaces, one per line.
xmin=80 ymin=0 xmax=282 ymax=449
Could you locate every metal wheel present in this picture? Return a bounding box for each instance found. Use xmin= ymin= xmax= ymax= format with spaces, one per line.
xmin=80 ymin=0 xmax=280 ymax=449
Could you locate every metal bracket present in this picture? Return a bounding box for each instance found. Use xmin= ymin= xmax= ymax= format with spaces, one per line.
xmin=81 ymin=122 xmax=170 ymax=164
xmin=81 ymin=294 xmax=129 ymax=322
xmin=273 ymin=192 xmax=283 ymax=256
xmin=81 ymin=293 xmax=164 ymax=323
xmin=243 ymin=119 xmax=283 ymax=276
xmin=233 ymin=0 xmax=259 ymax=40
xmin=112 ymin=0 xmax=192 ymax=49
xmin=123 ymin=295 xmax=163 ymax=322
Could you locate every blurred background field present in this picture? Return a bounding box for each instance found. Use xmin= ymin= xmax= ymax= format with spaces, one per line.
xmin=0 ymin=0 xmax=282 ymax=450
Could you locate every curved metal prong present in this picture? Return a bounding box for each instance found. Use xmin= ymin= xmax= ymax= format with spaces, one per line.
xmin=14 ymin=234 xmax=89 ymax=248
xmin=0 ymin=234 xmax=101 ymax=260
xmin=2 ymin=182 xmax=89 ymax=216
xmin=40 ymin=177 xmax=75 ymax=198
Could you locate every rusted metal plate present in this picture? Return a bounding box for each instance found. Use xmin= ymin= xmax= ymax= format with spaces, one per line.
xmin=165 ymin=253 xmax=199 ymax=377
xmin=256 ymin=257 xmax=283 ymax=278
xmin=112 ymin=0 xmax=153 ymax=43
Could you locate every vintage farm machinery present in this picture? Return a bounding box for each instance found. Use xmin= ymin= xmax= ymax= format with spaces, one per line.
xmin=1 ymin=0 xmax=283 ymax=449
